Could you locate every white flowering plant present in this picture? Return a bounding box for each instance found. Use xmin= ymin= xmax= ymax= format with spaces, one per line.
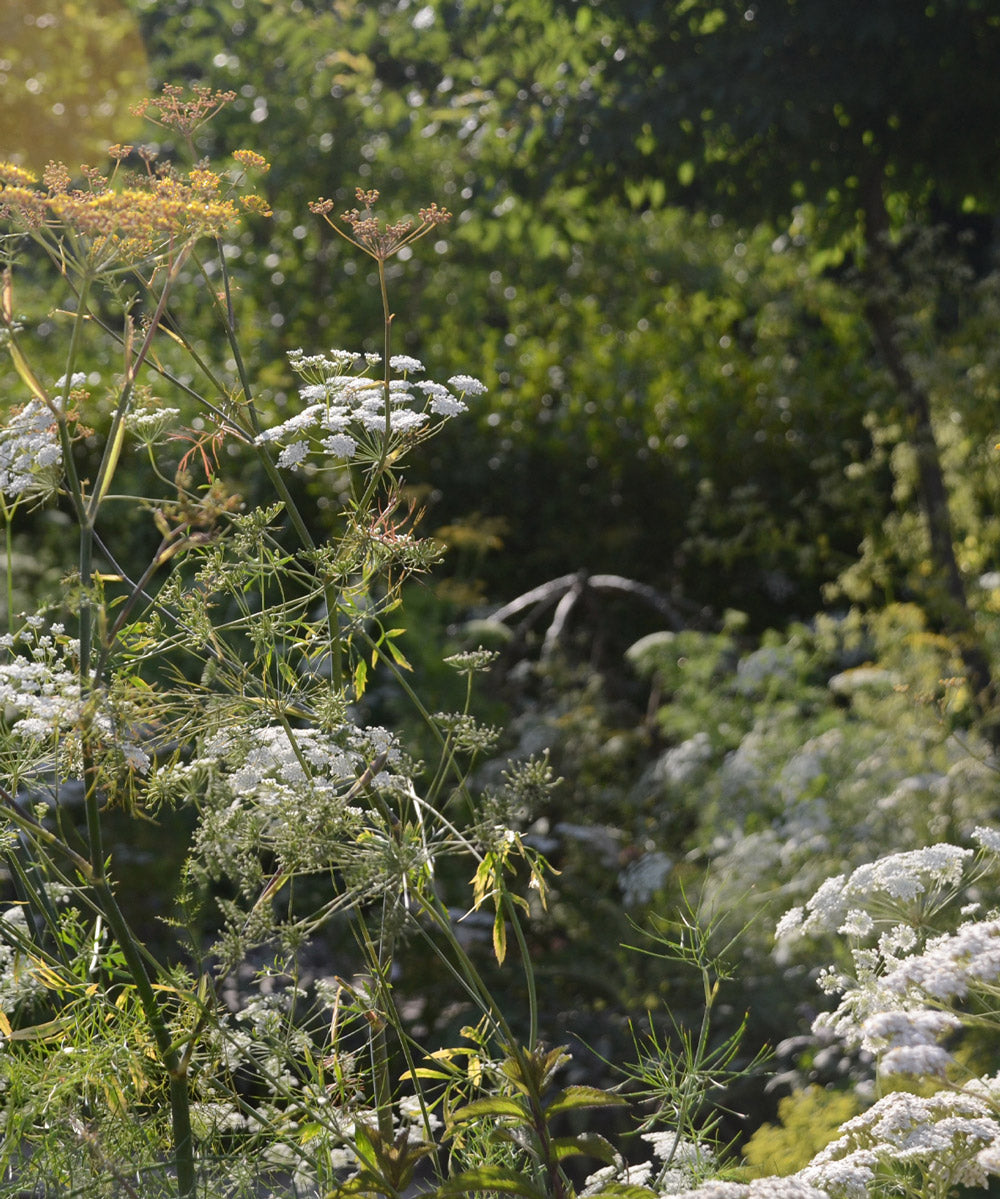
xmin=10 ymin=85 xmax=1000 ymax=1199
xmin=0 ymin=90 xmax=767 ymax=1199
xmin=0 ymin=92 xmax=555 ymax=1198
xmin=715 ymin=833 xmax=1000 ymax=1199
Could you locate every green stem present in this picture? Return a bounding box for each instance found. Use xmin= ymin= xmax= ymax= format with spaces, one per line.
xmin=1 ymin=781 xmax=196 ymax=1196
xmin=92 ymin=875 xmax=196 ymax=1199
xmin=208 ymin=243 xmax=345 ymax=689
xmin=87 ymin=247 xmax=191 ymax=526
xmin=379 ymin=258 xmax=393 ymax=474
xmin=2 ymin=502 xmax=13 ymax=637
xmin=63 ymin=246 xmax=197 ymax=1199
xmin=362 ymin=919 xmax=398 ymax=1143
xmin=505 ymin=893 xmax=540 ymax=1051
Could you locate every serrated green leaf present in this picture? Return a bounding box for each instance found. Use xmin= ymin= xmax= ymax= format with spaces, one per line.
xmin=447 ymin=1096 xmax=527 ymax=1124
xmin=544 ymin=1084 xmax=628 ymax=1116
xmin=550 ymin=1131 xmax=619 ymax=1164
xmin=585 ymin=1186 xmax=659 ymax=1199
xmin=432 ymin=1166 xmax=548 ymax=1198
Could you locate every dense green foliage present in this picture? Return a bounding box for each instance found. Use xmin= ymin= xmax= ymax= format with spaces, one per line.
xmin=5 ymin=3 xmax=1000 ymax=1196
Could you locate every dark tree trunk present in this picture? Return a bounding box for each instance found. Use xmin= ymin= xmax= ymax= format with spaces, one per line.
xmin=861 ymin=168 xmax=997 ymax=732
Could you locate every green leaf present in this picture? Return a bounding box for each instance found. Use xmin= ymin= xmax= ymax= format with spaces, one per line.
xmin=544 ymin=1084 xmax=628 ymax=1116
xmin=585 ymin=1186 xmax=659 ymax=1198
xmin=432 ymin=1166 xmax=548 ymax=1198
xmin=550 ymin=1132 xmax=619 ymax=1164
xmin=401 ymin=1066 xmax=455 ymax=1082
xmin=353 ymin=656 xmax=368 ymax=698
xmin=350 ymin=1121 xmax=378 ymax=1169
xmin=493 ymin=906 xmax=507 ymax=965
xmin=384 ymin=637 xmax=413 ymax=670
xmin=447 ymin=1096 xmax=527 ymax=1124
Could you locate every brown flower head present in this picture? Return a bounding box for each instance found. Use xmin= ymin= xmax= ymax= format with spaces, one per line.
xmin=131 ymin=84 xmax=237 ymax=139
xmin=311 ymin=187 xmax=451 ymax=262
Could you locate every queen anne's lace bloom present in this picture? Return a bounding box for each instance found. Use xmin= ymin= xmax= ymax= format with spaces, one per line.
xmin=801 ymin=1089 xmax=1000 ymax=1194
xmin=972 ymin=825 xmax=1000 ymax=854
xmin=0 ymin=399 xmax=63 ymax=501
xmin=880 ymin=917 xmax=1000 ymax=1002
xmin=447 ymin=374 xmax=488 ymax=396
xmin=775 ymin=844 xmax=973 ymax=944
xmin=666 ymin=1179 xmax=828 ymax=1199
xmin=858 ymin=1009 xmax=960 ymax=1076
xmin=258 ymin=349 xmax=483 ymax=471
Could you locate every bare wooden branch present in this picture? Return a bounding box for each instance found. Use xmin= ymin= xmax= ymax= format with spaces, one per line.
xmin=488 ymin=569 xmax=682 ymax=654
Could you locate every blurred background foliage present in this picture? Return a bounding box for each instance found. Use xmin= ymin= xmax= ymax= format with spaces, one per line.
xmin=0 ymin=0 xmax=915 ymax=622
xmin=6 ymin=0 xmax=1000 ymax=626
xmin=0 ymin=0 xmax=147 ymax=169
xmin=6 ymin=0 xmax=1000 ymax=1147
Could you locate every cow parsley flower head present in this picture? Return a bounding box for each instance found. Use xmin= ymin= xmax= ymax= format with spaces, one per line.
xmin=800 ymin=1089 xmax=1000 ymax=1195
xmin=0 ymin=399 xmax=63 ymax=502
xmin=880 ymin=917 xmax=1000 ymax=1002
xmin=658 ymin=1179 xmax=827 ymax=1199
xmin=860 ymin=1009 xmax=960 ymax=1076
xmin=126 ymin=404 xmax=181 ymax=446
xmin=448 ymin=373 xmax=488 ymax=396
xmin=972 ymin=825 xmax=1000 ymax=854
xmin=51 ymin=372 xmax=88 ymax=396
xmin=389 ymin=354 xmax=424 ymax=374
xmin=775 ymin=844 xmax=973 ymax=945
xmin=257 ymin=347 xmax=482 ymax=472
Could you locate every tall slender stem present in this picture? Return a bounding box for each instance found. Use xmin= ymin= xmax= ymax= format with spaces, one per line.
xmin=210 ymin=243 xmax=346 ymax=688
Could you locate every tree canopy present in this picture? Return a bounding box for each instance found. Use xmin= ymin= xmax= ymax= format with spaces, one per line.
xmin=461 ymin=0 xmax=1000 ymax=232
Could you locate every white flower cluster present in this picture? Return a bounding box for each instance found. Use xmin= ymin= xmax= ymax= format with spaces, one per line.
xmin=665 ymin=1178 xmax=826 ymax=1199
xmin=257 ymin=349 xmax=485 ymax=470
xmin=619 ymin=848 xmax=673 ymax=908
xmin=0 ymin=618 xmax=151 ymax=776
xmin=879 ymin=917 xmax=1000 ymax=1004
xmin=0 ymin=398 xmax=62 ymax=502
xmin=656 ymin=732 xmax=715 ymax=787
xmin=0 ymin=906 xmax=47 ymax=1012
xmin=126 ymin=405 xmax=181 ymax=445
xmin=799 ymin=1088 xmax=1000 ymax=1197
xmin=734 ymin=645 xmax=798 ymax=695
xmin=661 ymin=1088 xmax=1000 ymax=1199
xmin=858 ymin=1009 xmax=961 ymax=1077
xmin=774 ymin=841 xmax=1000 ymax=1070
xmin=200 ymin=721 xmax=402 ymax=806
xmin=738 ymin=832 xmax=1000 ymax=1199
xmin=0 ymin=620 xmax=81 ymax=740
xmin=52 ymin=372 xmax=88 ymax=396
xmin=775 ymin=843 xmax=973 ymax=944
xmin=581 ymin=1133 xmax=714 ymax=1197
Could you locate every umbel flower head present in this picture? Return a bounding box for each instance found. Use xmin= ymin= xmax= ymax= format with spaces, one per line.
xmin=0 ymin=87 xmax=271 ymax=264
xmin=130 ymin=83 xmax=237 ymax=140
xmin=309 ymin=188 xmax=451 ymax=262
xmin=0 ymin=398 xmax=62 ymax=503
xmin=256 ymin=348 xmax=485 ymax=471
